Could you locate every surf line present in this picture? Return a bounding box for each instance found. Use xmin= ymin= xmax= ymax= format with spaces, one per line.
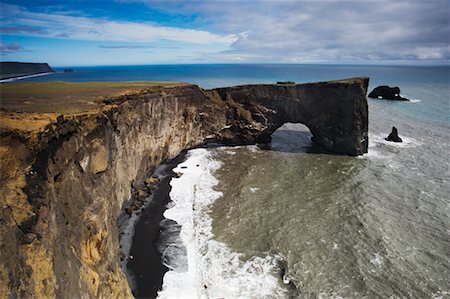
xmin=158 ymin=148 xmax=295 ymax=298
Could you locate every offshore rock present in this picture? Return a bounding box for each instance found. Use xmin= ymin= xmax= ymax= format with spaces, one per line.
xmin=385 ymin=126 xmax=403 ymax=142
xmin=0 ymin=78 xmax=368 ymax=298
xmin=368 ymin=85 xmax=409 ymax=101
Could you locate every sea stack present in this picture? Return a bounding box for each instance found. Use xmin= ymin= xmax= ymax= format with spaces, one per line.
xmin=385 ymin=126 xmax=403 ymax=142
xmin=368 ymin=86 xmax=409 ymax=101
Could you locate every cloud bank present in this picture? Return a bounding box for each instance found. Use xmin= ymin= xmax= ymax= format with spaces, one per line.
xmin=1 ymin=1 xmax=448 ymax=64
xmin=128 ymin=0 xmax=450 ymax=63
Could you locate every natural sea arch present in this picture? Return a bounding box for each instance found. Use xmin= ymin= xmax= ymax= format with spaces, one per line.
xmin=209 ymin=77 xmax=369 ymax=156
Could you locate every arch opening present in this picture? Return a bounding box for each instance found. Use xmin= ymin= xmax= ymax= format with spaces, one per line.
xmin=262 ymin=123 xmax=329 ymax=154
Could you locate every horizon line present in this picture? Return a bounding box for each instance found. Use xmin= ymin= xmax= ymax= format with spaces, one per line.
xmin=1 ymin=61 xmax=449 ymax=68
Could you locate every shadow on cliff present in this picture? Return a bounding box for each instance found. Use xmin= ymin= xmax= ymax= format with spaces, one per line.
xmin=259 ymin=128 xmax=338 ymax=155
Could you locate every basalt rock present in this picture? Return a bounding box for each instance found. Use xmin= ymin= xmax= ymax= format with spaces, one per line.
xmin=368 ymin=85 xmax=409 ymax=101
xmin=385 ymin=126 xmax=403 ymax=142
xmin=211 ymin=77 xmax=369 ymax=155
xmin=0 ymin=78 xmax=368 ymax=298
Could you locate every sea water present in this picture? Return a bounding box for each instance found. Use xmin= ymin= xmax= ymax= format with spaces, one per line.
xmin=16 ymin=64 xmax=450 ymax=297
xmin=156 ymin=65 xmax=449 ymax=298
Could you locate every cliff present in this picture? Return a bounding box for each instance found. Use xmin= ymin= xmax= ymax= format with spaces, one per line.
xmin=0 ymin=78 xmax=368 ymax=298
xmin=0 ymin=62 xmax=54 ymax=80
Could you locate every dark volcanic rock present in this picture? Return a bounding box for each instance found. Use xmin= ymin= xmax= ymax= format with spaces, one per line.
xmin=385 ymin=126 xmax=403 ymax=142
xmin=211 ymin=77 xmax=369 ymax=155
xmin=368 ymin=85 xmax=409 ymax=101
xmin=277 ymin=81 xmax=295 ymax=84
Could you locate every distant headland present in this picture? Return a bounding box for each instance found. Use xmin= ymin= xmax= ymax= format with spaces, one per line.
xmin=0 ymin=62 xmax=55 ymax=81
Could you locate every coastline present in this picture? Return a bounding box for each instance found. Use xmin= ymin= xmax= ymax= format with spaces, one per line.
xmin=0 ymin=71 xmax=56 ymax=83
xmin=0 ymin=78 xmax=369 ymax=297
xmin=119 ymin=152 xmax=187 ymax=298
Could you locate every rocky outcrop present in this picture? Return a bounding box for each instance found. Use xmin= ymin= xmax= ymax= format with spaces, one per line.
xmin=0 ymin=78 xmax=368 ymax=298
xmin=385 ymin=126 xmax=403 ymax=142
xmin=211 ymin=77 xmax=369 ymax=155
xmin=368 ymin=85 xmax=409 ymax=101
xmin=0 ymin=62 xmax=54 ymax=80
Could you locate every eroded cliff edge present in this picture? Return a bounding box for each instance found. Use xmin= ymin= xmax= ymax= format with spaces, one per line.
xmin=0 ymin=77 xmax=368 ymax=298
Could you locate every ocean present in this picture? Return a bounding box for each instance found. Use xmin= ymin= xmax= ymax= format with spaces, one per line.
xmin=14 ymin=64 xmax=450 ymax=298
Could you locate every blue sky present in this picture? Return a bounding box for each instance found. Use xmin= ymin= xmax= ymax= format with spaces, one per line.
xmin=0 ymin=0 xmax=449 ymax=66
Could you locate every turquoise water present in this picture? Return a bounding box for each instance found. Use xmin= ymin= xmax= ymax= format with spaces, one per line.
xmin=16 ymin=64 xmax=450 ymax=297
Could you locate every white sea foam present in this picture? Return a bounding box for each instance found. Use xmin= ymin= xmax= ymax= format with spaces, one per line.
xmin=224 ymin=150 xmax=236 ymax=155
xmin=432 ymin=290 xmax=450 ymax=299
xmin=0 ymin=72 xmax=55 ymax=83
xmin=369 ymin=133 xmax=423 ymax=149
xmin=370 ymin=253 xmax=384 ymax=267
xmin=358 ymin=148 xmax=385 ymax=160
xmin=401 ymin=94 xmax=422 ymax=103
xmin=360 ymin=132 xmax=422 ymax=162
xmin=158 ymin=148 xmax=288 ymax=299
xmin=248 ymin=145 xmax=261 ymax=153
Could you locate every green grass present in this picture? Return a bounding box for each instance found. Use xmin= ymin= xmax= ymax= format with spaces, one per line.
xmin=0 ymin=81 xmax=183 ymax=113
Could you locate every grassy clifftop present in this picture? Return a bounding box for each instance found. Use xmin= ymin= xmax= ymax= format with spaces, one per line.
xmin=0 ymin=81 xmax=183 ymax=134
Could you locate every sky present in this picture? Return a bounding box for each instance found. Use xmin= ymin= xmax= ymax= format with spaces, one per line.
xmin=0 ymin=0 xmax=449 ymax=66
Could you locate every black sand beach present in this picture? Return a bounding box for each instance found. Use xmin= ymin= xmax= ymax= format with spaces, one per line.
xmin=120 ymin=152 xmax=186 ymax=298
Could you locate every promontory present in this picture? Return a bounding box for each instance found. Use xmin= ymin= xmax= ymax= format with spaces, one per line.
xmin=0 ymin=78 xmax=368 ymax=297
xmin=0 ymin=62 xmax=55 ymax=81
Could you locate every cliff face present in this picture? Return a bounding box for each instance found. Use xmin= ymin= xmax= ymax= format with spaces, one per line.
xmin=0 ymin=78 xmax=368 ymax=298
xmin=0 ymin=85 xmax=224 ymax=298
xmin=0 ymin=62 xmax=54 ymax=80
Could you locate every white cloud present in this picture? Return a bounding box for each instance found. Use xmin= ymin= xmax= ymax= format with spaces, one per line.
xmin=0 ymin=42 xmax=21 ymax=53
xmin=412 ymin=47 xmax=448 ymax=60
xmin=1 ymin=1 xmax=448 ymax=64
xmin=0 ymin=3 xmax=237 ymax=45
xmin=145 ymin=0 xmax=449 ymax=63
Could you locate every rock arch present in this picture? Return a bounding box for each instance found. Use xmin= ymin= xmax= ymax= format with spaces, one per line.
xmin=208 ymin=77 xmax=369 ymax=155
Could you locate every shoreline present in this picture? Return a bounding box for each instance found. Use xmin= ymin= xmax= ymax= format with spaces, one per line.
xmin=119 ymin=152 xmax=187 ymax=298
xmin=0 ymin=71 xmax=56 ymax=83
xmin=158 ymin=147 xmax=299 ymax=298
